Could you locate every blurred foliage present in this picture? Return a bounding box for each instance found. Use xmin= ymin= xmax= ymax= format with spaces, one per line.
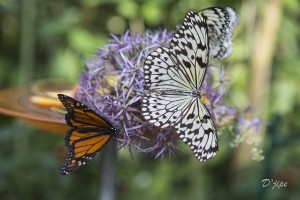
xmin=0 ymin=0 xmax=300 ymax=199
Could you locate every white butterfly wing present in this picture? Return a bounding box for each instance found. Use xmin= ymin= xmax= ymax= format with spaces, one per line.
xmin=142 ymin=92 xmax=191 ymax=128
xmin=176 ymin=98 xmax=218 ymax=161
xmin=144 ymin=47 xmax=192 ymax=92
xmin=199 ymin=7 xmax=239 ymax=60
xmin=143 ymin=47 xmax=194 ymax=128
xmin=170 ymin=11 xmax=209 ymax=90
xmin=225 ymin=7 xmax=240 ymax=37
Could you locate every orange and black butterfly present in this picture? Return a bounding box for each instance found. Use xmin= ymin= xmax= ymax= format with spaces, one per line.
xmin=58 ymin=94 xmax=119 ymax=175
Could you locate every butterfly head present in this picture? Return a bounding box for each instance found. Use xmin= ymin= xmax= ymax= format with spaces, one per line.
xmin=112 ymin=127 xmax=120 ymax=135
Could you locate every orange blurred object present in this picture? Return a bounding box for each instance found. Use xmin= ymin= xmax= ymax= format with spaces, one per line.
xmin=0 ymin=80 xmax=76 ymax=135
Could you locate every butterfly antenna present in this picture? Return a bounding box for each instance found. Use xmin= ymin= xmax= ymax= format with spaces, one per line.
xmin=203 ymin=64 xmax=228 ymax=95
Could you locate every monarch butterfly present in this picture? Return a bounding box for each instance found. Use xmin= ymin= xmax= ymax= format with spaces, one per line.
xmin=142 ymin=11 xmax=218 ymax=161
xmin=199 ymin=7 xmax=239 ymax=60
xmin=58 ymin=94 xmax=119 ymax=175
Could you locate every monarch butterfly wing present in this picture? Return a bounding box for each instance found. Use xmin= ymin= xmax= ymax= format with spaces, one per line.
xmin=175 ymin=98 xmax=218 ymax=161
xmin=169 ymin=11 xmax=209 ymax=90
xmin=57 ymin=94 xmax=118 ymax=175
xmin=61 ymin=129 xmax=112 ymax=175
xmin=58 ymin=94 xmax=114 ymax=131
xmin=198 ymin=7 xmax=239 ymax=60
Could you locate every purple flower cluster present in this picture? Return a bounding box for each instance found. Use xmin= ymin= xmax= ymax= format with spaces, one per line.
xmin=75 ymin=30 xmax=264 ymax=160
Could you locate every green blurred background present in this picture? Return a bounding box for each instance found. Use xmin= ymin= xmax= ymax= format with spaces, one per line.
xmin=0 ymin=0 xmax=300 ymax=199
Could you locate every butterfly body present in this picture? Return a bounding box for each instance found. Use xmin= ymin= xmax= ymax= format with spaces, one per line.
xmin=152 ymin=89 xmax=202 ymax=97
xmin=58 ymin=94 xmax=119 ymax=175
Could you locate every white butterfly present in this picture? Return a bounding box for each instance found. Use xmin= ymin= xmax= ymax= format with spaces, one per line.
xmin=142 ymin=11 xmax=218 ymax=161
xmin=199 ymin=7 xmax=239 ymax=60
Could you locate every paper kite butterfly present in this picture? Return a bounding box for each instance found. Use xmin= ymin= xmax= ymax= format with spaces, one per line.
xmin=141 ymin=11 xmax=218 ymax=161
xmin=58 ymin=94 xmax=119 ymax=175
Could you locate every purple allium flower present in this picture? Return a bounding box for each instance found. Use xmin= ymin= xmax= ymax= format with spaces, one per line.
xmin=75 ymin=30 xmax=264 ymax=160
